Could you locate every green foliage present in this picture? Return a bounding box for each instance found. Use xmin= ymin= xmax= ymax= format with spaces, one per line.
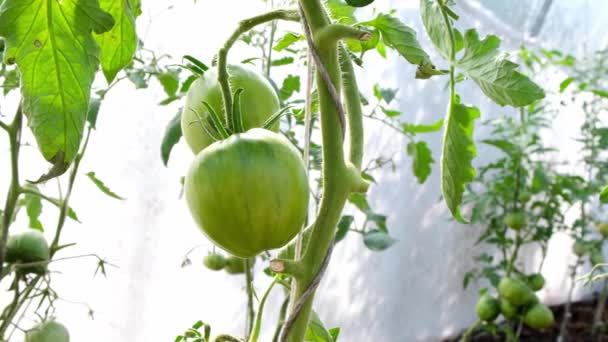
xmin=86 ymin=172 xmax=125 ymax=200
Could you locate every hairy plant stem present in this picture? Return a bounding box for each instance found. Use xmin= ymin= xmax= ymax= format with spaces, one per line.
xmin=217 ymin=8 xmax=300 ymax=130
xmin=0 ymin=105 xmax=22 ymax=279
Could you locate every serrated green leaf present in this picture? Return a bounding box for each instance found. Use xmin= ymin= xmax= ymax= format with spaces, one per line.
xmin=420 ymin=0 xmax=453 ymax=60
xmin=363 ymin=229 xmax=397 ymax=251
xmin=373 ymin=84 xmax=397 ymax=104
xmin=273 ymin=32 xmax=302 ymax=51
xmin=326 ymin=0 xmax=356 ymax=24
xmin=348 ymin=193 xmax=370 ymax=212
xmin=95 ymin=0 xmax=139 ymax=83
xmin=481 ymin=139 xmax=519 ymax=155
xmin=271 ymin=56 xmax=294 ymax=66
xmin=305 ymin=311 xmax=334 ymax=342
xmin=22 ymin=185 xmax=43 ymax=231
xmin=0 ymin=0 xmax=114 ymax=170
xmin=161 ymin=110 xmax=182 ymax=166
xmin=86 ymin=171 xmax=125 ymax=200
xmin=280 ymin=75 xmax=300 ymax=101
xmin=364 ymin=13 xmax=433 ymax=69
xmin=402 ymin=118 xmax=444 ymax=134
xmin=441 ymin=96 xmax=480 ymax=222
xmin=407 ymin=141 xmax=434 ymax=184
xmin=158 ymin=70 xmax=180 ymax=97
xmin=455 ymin=30 xmax=545 ymax=107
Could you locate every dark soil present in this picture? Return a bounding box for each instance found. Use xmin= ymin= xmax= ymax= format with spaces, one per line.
xmin=445 ymin=296 xmax=608 ymax=342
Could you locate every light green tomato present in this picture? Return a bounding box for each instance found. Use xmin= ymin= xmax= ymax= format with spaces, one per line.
xmin=498 ymin=277 xmax=536 ymax=306
xmin=499 ymin=297 xmax=519 ymax=319
xmin=181 ymin=64 xmax=280 ymax=154
xmin=5 ymin=230 xmax=50 ymax=275
xmin=26 ymin=321 xmax=69 ymax=342
xmin=476 ymin=294 xmax=500 ymax=322
xmin=523 ymin=303 xmax=555 ymax=329
xmin=597 ymin=223 xmax=608 ymax=238
xmin=185 ymin=129 xmax=309 ymax=258
xmin=527 ymin=273 xmax=545 ymax=291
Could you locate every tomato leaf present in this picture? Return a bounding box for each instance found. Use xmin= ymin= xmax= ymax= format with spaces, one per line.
xmin=273 ymin=32 xmax=302 ymax=52
xmin=0 ymin=0 xmax=114 ymax=174
xmin=271 ymin=56 xmax=294 ymax=66
xmin=326 ymin=0 xmax=356 ymax=24
xmin=305 ymin=311 xmax=334 ymax=342
xmin=363 ymin=14 xmax=434 ymax=72
xmin=402 ymin=118 xmax=444 ymax=134
xmin=22 ymin=185 xmax=43 ymax=231
xmin=600 ymin=186 xmax=608 ymax=204
xmin=363 ymin=230 xmax=397 ymax=251
xmin=420 ymin=0 xmax=454 ymax=60
xmin=455 ymin=30 xmax=545 ymax=107
xmin=407 ymin=141 xmax=434 ymax=184
xmin=373 ymin=84 xmax=397 ymax=104
xmin=592 ymin=89 xmax=608 ymax=98
xmin=279 ymin=75 xmax=300 ymax=101
xmin=158 ymin=69 xmax=181 ymax=97
xmin=94 ymin=0 xmax=139 ymax=83
xmin=441 ymin=96 xmax=480 ymax=223
xmin=87 ymin=97 xmax=102 ymax=129
xmin=335 ymin=215 xmax=354 ymax=242
xmin=161 ymin=110 xmax=183 ymax=166
xmin=86 ymin=171 xmax=125 ymax=200
xmin=559 ymin=77 xmax=574 ymax=93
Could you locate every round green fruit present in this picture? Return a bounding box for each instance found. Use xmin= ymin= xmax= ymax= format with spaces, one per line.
xmin=523 ymin=303 xmax=555 ymax=329
xmin=573 ymin=241 xmax=588 ymax=257
xmin=597 ymin=223 xmax=608 ymax=238
xmin=185 ymin=128 xmax=309 ymax=258
xmin=518 ymin=191 xmax=532 ymax=203
xmin=203 ymin=253 xmax=227 ymax=271
xmin=345 ymin=0 xmax=374 ymax=7
xmin=26 ymin=320 xmax=69 ymax=342
xmin=527 ymin=273 xmax=545 ymax=291
xmin=476 ymin=294 xmax=500 ymax=322
xmin=224 ymin=256 xmax=246 ymax=275
xmin=499 ymin=297 xmax=519 ymax=319
xmin=5 ymin=230 xmax=50 ymax=274
xmin=504 ymin=212 xmax=526 ymax=230
xmin=498 ymin=277 xmax=535 ymax=306
xmin=181 ymin=64 xmax=280 ymax=154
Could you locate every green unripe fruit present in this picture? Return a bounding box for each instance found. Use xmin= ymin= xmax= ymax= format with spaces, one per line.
xmin=5 ymin=230 xmax=50 ymax=275
xmin=26 ymin=320 xmax=69 ymax=342
xmin=476 ymin=294 xmax=500 ymax=322
xmin=504 ymin=212 xmax=526 ymax=230
xmin=224 ymin=256 xmax=246 ymax=275
xmin=597 ymin=223 xmax=608 ymax=238
xmin=498 ymin=277 xmax=535 ymax=306
xmin=518 ymin=191 xmax=532 ymax=203
xmin=203 ymin=253 xmax=227 ymax=271
xmin=528 ymin=273 xmax=545 ymax=292
xmin=523 ymin=303 xmax=555 ymax=329
xmin=499 ymin=297 xmax=519 ymax=319
xmin=573 ymin=241 xmax=588 ymax=257
xmin=214 ymin=335 xmax=245 ymax=342
xmin=590 ymin=249 xmax=605 ymax=266
xmin=345 ymin=0 xmax=374 ymax=7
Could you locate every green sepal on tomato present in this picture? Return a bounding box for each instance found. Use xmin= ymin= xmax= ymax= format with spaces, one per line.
xmin=181 ymin=64 xmax=280 ymax=154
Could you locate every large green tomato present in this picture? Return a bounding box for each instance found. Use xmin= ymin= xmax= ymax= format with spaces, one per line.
xmin=527 ymin=273 xmax=545 ymax=291
xmin=181 ymin=64 xmax=280 ymax=154
xmin=498 ymin=277 xmax=535 ymax=306
xmin=185 ymin=128 xmax=309 ymax=258
xmin=5 ymin=230 xmax=50 ymax=275
xmin=499 ymin=297 xmax=518 ymax=319
xmin=26 ymin=321 xmax=69 ymax=342
xmin=504 ymin=212 xmax=526 ymax=230
xmin=523 ymin=303 xmax=555 ymax=329
xmin=475 ymin=294 xmax=500 ymax=322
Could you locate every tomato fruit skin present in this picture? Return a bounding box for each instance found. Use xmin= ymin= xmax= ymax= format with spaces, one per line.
xmin=203 ymin=253 xmax=227 ymax=271
xmin=181 ymin=64 xmax=280 ymax=154
xmin=345 ymin=0 xmax=374 ymax=7
xmin=504 ymin=212 xmax=526 ymax=230
xmin=499 ymin=297 xmax=518 ymax=319
xmin=597 ymin=223 xmax=608 ymax=238
xmin=476 ymin=294 xmax=500 ymax=322
xmin=224 ymin=256 xmax=245 ymax=275
xmin=26 ymin=320 xmax=69 ymax=342
xmin=523 ymin=303 xmax=555 ymax=329
xmin=518 ymin=191 xmax=532 ymax=202
xmin=527 ymin=273 xmax=545 ymax=291
xmin=5 ymin=230 xmax=50 ymax=274
xmin=185 ymin=129 xmax=309 ymax=258
xmin=498 ymin=277 xmax=535 ymax=306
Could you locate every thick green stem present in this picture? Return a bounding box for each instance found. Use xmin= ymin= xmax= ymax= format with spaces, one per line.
xmin=217 ymin=9 xmax=300 ymax=130
xmin=0 ymin=105 xmax=23 ymax=279
xmin=245 ymin=258 xmax=255 ymax=339
xmin=339 ymin=46 xmax=364 ymax=169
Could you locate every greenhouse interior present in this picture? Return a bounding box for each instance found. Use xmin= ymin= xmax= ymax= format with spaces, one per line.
xmin=0 ymin=0 xmax=607 ymax=341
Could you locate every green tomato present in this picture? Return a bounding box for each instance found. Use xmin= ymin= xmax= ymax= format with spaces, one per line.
xmin=499 ymin=297 xmax=519 ymax=319
xmin=203 ymin=253 xmax=227 ymax=271
xmin=527 ymin=273 xmax=545 ymax=291
xmin=498 ymin=277 xmax=535 ymax=306
xmin=504 ymin=212 xmax=526 ymax=230
xmin=181 ymin=64 xmax=280 ymax=154
xmin=475 ymin=294 xmax=500 ymax=322
xmin=5 ymin=230 xmax=50 ymax=275
xmin=523 ymin=303 xmax=555 ymax=329
xmin=185 ymin=128 xmax=309 ymax=258
xmin=224 ymin=256 xmax=246 ymax=275
xmin=345 ymin=0 xmax=374 ymax=7
xmin=518 ymin=191 xmax=532 ymax=203
xmin=597 ymin=223 xmax=608 ymax=238
xmin=590 ymin=249 xmax=605 ymax=266
xmin=26 ymin=320 xmax=69 ymax=342
xmin=573 ymin=241 xmax=588 ymax=257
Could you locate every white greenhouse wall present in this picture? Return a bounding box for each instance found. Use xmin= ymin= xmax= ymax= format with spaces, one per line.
xmin=0 ymin=1 xmax=607 ymax=341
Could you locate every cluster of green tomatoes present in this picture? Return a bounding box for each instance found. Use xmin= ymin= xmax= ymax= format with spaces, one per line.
xmin=3 ymin=230 xmax=70 ymax=341
xmin=180 ymin=64 xmax=310 ymax=267
xmin=476 ymin=275 xmax=554 ymax=330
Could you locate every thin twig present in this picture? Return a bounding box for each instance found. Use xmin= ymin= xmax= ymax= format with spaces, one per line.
xmin=279 ymin=241 xmax=335 ymax=342
xmin=297 ymin=3 xmax=346 ymax=139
